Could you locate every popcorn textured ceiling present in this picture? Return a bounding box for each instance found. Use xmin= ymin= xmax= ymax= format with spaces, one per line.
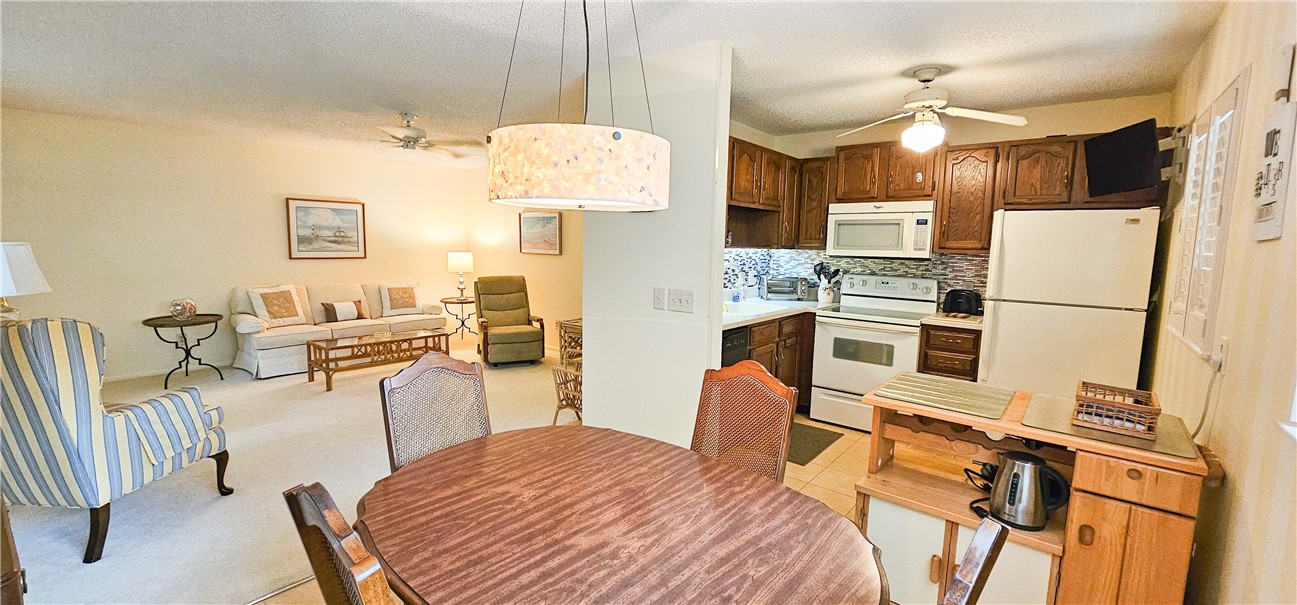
xmin=1 ymin=1 xmax=1223 ymax=161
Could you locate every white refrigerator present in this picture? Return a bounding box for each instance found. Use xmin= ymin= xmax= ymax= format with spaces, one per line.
xmin=979 ymin=207 xmax=1160 ymax=397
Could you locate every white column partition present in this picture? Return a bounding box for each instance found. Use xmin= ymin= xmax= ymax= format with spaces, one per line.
xmin=581 ymin=41 xmax=732 ymax=447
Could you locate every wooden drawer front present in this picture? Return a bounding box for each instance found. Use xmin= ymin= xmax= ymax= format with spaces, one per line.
xmin=779 ymin=316 xmax=802 ymax=336
xmin=921 ymin=351 xmax=976 ymax=378
xmin=1073 ymin=451 xmax=1202 ymax=517
xmin=749 ymin=321 xmax=779 ymax=345
xmin=924 ymin=327 xmax=979 ymax=353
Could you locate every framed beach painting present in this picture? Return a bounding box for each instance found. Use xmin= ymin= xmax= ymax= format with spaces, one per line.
xmin=519 ymin=211 xmax=561 ymax=255
xmin=286 ymin=198 xmax=366 ymax=259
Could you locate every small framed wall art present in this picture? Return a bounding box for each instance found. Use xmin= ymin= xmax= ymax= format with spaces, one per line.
xmin=286 ymin=198 xmax=367 ymax=259
xmin=519 ymin=211 xmax=561 ymax=255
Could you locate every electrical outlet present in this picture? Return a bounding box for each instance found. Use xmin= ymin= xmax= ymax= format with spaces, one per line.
xmin=667 ymin=288 xmax=694 ymax=313
xmin=652 ymin=287 xmax=666 ymax=310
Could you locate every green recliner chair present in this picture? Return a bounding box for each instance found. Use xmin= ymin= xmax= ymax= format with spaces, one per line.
xmin=474 ymin=276 xmax=544 ymax=365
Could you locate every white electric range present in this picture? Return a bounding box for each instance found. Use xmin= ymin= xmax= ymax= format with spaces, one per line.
xmin=811 ymin=274 xmax=938 ymax=431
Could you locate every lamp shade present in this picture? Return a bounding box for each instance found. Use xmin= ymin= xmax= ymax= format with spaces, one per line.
xmin=901 ymin=112 xmax=945 ymax=153
xmin=447 ymin=251 xmax=474 ymax=273
xmin=487 ymin=123 xmax=670 ymax=212
xmin=0 ymin=242 xmax=52 ymax=297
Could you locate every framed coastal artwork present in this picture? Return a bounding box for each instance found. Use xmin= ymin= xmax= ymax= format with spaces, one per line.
xmin=286 ymin=198 xmax=366 ymax=259
xmin=519 ymin=211 xmax=561 ymax=255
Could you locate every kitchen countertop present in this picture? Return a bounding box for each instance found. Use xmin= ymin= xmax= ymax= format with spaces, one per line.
xmin=721 ymin=299 xmax=829 ymax=330
xmin=920 ymin=312 xmax=985 ymax=330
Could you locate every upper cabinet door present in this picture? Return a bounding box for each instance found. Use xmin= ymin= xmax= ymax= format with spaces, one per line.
xmin=759 ymin=149 xmax=786 ymax=209
xmin=1003 ymin=139 xmax=1077 ymax=206
xmin=779 ymin=156 xmax=800 ymax=247
xmin=835 ymin=144 xmax=884 ymax=201
xmin=728 ymin=138 xmax=762 ymax=206
xmin=797 ymin=157 xmax=833 ymax=249
xmin=935 ymin=146 xmax=998 ymax=253
xmin=886 ymin=145 xmax=937 ymax=199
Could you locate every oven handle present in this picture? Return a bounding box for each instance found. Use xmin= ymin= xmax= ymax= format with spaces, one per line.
xmin=815 ymin=316 xmax=920 ymax=334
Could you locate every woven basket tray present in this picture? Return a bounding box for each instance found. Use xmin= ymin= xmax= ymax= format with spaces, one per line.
xmin=1072 ymin=381 xmax=1160 ymax=441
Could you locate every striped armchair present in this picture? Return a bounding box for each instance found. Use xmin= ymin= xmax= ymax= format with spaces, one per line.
xmin=0 ymin=318 xmax=232 ymax=563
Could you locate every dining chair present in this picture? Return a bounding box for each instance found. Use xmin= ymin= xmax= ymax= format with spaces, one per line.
xmin=379 ymin=352 xmax=491 ymax=472
xmin=551 ymin=357 xmax=582 ymax=425
xmin=283 ymin=483 xmax=396 ymax=605
xmin=941 ymin=517 xmax=1009 ymax=605
xmin=690 ymin=360 xmax=796 ymax=482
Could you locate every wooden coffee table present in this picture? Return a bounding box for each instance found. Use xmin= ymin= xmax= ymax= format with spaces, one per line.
xmin=307 ymin=329 xmax=449 ymax=391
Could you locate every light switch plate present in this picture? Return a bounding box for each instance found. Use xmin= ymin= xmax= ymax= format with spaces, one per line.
xmin=667 ymin=288 xmax=694 ymax=313
xmin=652 ymin=287 xmax=666 ymax=310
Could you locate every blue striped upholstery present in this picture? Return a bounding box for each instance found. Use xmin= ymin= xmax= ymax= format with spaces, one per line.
xmin=0 ymin=318 xmax=226 ymax=509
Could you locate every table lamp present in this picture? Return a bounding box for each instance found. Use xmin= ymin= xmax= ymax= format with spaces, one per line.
xmin=447 ymin=251 xmax=474 ymax=297
xmin=0 ymin=242 xmax=52 ymax=318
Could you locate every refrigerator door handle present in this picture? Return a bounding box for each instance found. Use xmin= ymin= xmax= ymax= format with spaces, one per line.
xmin=978 ymin=300 xmax=996 ymax=383
xmin=986 ymin=210 xmax=1006 ymax=298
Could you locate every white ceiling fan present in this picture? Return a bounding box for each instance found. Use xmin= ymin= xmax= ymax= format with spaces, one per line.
xmin=377 ymin=112 xmax=484 ymax=158
xmin=837 ymin=67 xmax=1028 ymax=152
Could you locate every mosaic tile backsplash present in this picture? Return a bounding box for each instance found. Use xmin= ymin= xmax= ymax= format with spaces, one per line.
xmin=724 ymin=248 xmax=988 ymax=301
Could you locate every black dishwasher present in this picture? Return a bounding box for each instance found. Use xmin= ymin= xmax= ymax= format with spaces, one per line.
xmin=721 ymin=327 xmax=749 ymax=367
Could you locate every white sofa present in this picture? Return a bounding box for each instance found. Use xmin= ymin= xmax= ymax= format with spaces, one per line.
xmin=230 ymin=283 xmax=447 ymax=378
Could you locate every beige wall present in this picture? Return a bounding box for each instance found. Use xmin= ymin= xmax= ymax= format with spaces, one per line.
xmin=1 ymin=109 xmax=583 ymax=379
xmin=733 ymin=93 xmax=1171 ymax=159
xmin=1151 ymin=3 xmax=1296 ymax=603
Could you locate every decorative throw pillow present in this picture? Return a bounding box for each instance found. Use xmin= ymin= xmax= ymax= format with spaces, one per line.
xmin=379 ymin=282 xmax=421 ymax=317
xmin=322 ymin=300 xmax=367 ymax=323
xmin=247 ymin=286 xmax=307 ymax=327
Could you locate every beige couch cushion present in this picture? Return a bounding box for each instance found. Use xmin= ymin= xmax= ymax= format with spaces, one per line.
xmin=486 ymin=324 xmax=543 ymax=344
xmin=248 ymin=286 xmax=309 ymax=327
xmin=306 ymin=284 xmax=369 ymax=324
xmin=378 ymin=282 xmax=421 ymax=316
xmin=382 ymin=314 xmax=448 ymax=332
xmin=322 ymin=318 xmax=388 ymax=338
xmin=231 ymin=285 xmax=314 ymax=325
xmin=246 ymin=324 xmax=332 ymax=350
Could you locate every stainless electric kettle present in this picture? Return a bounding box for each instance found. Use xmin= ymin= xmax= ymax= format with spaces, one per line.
xmin=967 ymin=452 xmax=1069 ymax=531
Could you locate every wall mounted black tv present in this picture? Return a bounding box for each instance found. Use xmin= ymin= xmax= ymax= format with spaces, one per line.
xmin=1084 ymin=118 xmax=1160 ymax=197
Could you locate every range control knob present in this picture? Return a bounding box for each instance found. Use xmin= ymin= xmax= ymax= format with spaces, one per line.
xmin=846 ymin=278 xmax=857 ymax=289
xmin=922 ymin=286 xmax=933 ymax=294
xmin=909 ymin=283 xmax=918 ymax=291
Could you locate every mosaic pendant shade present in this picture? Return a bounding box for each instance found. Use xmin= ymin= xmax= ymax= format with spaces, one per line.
xmin=487 ymin=123 xmax=670 ymax=212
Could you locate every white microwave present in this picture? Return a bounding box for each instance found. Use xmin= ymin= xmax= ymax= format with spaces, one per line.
xmin=825 ymin=200 xmax=934 ymax=259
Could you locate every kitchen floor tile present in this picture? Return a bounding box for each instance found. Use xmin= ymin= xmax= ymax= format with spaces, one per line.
xmin=809 ymin=467 xmax=860 ymax=496
xmin=808 ymin=438 xmax=852 ymax=466
xmin=782 ymin=477 xmax=808 ymax=490
xmin=827 ymin=453 xmax=869 ymax=475
xmin=784 ymin=462 xmax=825 ymax=483
xmin=798 ymin=484 xmax=857 ymax=517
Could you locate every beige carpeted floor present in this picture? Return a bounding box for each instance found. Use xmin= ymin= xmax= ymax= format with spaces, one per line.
xmin=8 ymin=338 xmax=572 ymax=604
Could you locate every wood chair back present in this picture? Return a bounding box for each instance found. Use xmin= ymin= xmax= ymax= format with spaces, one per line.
xmin=941 ymin=517 xmax=1009 ymax=605
xmin=551 ymin=360 xmax=583 ymax=425
xmin=379 ymin=352 xmax=491 ymax=472
xmin=283 ymin=483 xmax=395 ymax=605
xmin=690 ymin=360 xmax=796 ymax=482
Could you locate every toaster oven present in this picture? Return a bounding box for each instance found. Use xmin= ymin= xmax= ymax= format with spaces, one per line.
xmin=762 ymin=277 xmax=811 ymax=300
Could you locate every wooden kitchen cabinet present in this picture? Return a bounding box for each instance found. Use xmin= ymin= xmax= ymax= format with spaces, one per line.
xmin=1002 ymin=138 xmax=1078 ymax=207
xmin=865 ymin=498 xmax=947 ymax=604
xmin=759 ymin=148 xmax=786 ymax=209
xmin=796 ymin=156 xmax=832 ymax=249
xmin=835 ymin=143 xmax=885 ymax=201
xmin=735 ymin=313 xmax=813 ymax=409
xmin=748 ymin=341 xmax=777 ymax=371
xmin=728 ymin=137 xmax=763 ymax=207
xmin=935 ymin=145 xmax=998 ymax=253
xmin=779 ymin=156 xmax=800 ymax=247
xmin=886 ymin=145 xmax=938 ymax=199
xmin=918 ymin=324 xmax=981 ymax=382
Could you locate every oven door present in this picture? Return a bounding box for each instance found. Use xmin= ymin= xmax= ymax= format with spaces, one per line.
xmin=812 ymin=316 xmax=920 ymax=394
xmin=826 ymin=212 xmax=912 ymax=258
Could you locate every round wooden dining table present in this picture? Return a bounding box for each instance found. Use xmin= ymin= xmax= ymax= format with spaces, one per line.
xmin=356 ymin=425 xmax=886 ymax=605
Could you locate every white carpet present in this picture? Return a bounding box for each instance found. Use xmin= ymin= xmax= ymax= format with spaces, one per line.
xmin=9 ymin=344 xmax=568 ymax=604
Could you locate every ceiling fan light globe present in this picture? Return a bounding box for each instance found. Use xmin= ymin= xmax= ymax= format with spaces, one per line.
xmin=901 ymin=120 xmax=945 ymax=153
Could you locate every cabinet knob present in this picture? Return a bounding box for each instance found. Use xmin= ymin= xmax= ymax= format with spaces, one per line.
xmin=1078 ymin=524 xmax=1096 ymax=546
xmin=1126 ymin=468 xmax=1143 ymax=481
xmin=915 ymin=171 xmax=923 ymax=184
xmin=929 ymin=554 xmax=943 ymax=583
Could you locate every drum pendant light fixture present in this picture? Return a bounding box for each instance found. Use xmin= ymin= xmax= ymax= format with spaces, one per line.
xmin=487 ymin=0 xmax=670 ymax=212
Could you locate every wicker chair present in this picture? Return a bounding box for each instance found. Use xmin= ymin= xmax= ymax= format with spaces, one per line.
xmin=551 ymin=357 xmax=582 ymax=425
xmin=941 ymin=517 xmax=1009 ymax=605
xmin=690 ymin=360 xmax=796 ymax=482
xmin=379 ymin=352 xmax=491 ymax=472
xmin=283 ymin=483 xmax=395 ymax=605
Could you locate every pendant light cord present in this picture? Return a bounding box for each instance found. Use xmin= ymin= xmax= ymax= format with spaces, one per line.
xmin=496 ymin=1 xmax=526 ymax=129
xmin=629 ymin=0 xmax=654 ymax=134
xmin=602 ymin=0 xmax=614 ymax=127
xmin=582 ymin=0 xmax=590 ymax=124
xmin=556 ymin=1 xmax=567 ymax=122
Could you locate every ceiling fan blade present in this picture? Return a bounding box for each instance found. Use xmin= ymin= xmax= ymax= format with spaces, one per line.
xmin=939 ymin=106 xmax=1028 ymax=126
xmin=429 ymin=139 xmax=486 ymax=148
xmin=376 ymin=125 xmax=410 ymax=139
xmin=836 ymin=112 xmax=913 ymax=138
xmin=421 ymin=146 xmax=461 ymax=159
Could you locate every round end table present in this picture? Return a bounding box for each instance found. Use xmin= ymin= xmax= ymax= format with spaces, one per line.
xmin=439 ymin=297 xmax=477 ymax=339
xmin=142 ymin=313 xmax=225 ymax=388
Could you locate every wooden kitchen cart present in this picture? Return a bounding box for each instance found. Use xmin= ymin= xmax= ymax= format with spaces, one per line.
xmin=856 ymin=384 xmax=1208 ymax=605
xmin=307 ymin=329 xmax=449 ymax=391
